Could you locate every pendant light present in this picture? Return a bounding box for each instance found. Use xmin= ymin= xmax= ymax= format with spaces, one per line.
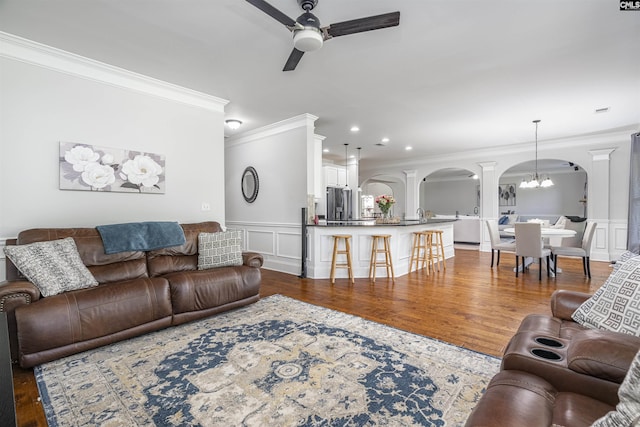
xmin=356 ymin=147 xmax=362 ymax=192
xmin=344 ymin=143 xmax=349 ymax=188
xmin=520 ymin=120 xmax=554 ymax=189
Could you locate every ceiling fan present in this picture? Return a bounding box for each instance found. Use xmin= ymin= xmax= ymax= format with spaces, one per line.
xmin=246 ymin=0 xmax=400 ymax=71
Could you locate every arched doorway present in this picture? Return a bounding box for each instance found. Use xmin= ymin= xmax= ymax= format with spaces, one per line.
xmin=361 ymin=176 xmax=404 ymax=219
xmin=420 ymin=168 xmax=480 ymax=217
xmin=500 ymin=159 xmax=587 ymax=218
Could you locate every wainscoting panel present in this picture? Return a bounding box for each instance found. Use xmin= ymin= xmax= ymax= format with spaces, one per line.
xmin=276 ymin=231 xmax=302 ymax=259
xmin=610 ymin=220 xmax=629 ymax=260
xmin=227 ymin=222 xmax=301 ymax=276
xmin=246 ymin=230 xmax=276 ymax=255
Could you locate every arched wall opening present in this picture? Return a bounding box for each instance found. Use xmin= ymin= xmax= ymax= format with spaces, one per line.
xmin=360 ymin=175 xmax=405 ymax=218
xmin=499 ymin=158 xmax=588 ymax=219
xmin=419 ymin=168 xmax=480 ymax=217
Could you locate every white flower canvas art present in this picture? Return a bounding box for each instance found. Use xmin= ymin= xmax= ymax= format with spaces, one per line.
xmin=59 ymin=142 xmax=165 ymax=193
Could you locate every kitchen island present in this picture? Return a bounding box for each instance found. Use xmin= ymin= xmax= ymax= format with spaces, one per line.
xmin=307 ymin=219 xmax=457 ymax=280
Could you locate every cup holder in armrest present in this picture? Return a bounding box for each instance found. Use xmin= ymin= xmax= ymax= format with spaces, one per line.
xmin=531 ymin=348 xmax=562 ymax=361
xmin=534 ymin=337 xmax=564 ymax=348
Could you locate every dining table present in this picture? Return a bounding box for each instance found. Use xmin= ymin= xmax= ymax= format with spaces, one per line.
xmin=503 ymin=227 xmax=577 ymax=276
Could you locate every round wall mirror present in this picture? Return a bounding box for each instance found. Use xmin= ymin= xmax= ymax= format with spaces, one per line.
xmin=241 ymin=166 xmax=259 ymax=203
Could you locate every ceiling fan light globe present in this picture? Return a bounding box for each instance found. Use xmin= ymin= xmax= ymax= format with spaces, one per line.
xmin=293 ymin=28 xmax=323 ymax=52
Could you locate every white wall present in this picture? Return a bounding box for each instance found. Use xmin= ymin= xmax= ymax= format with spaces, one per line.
xmin=0 ymin=34 xmax=228 ymax=281
xmin=225 ymin=114 xmax=317 ymax=274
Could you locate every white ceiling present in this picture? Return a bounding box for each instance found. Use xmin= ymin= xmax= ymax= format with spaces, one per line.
xmin=1 ymin=0 xmax=638 ymax=170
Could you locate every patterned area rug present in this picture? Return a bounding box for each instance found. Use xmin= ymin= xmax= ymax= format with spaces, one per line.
xmin=35 ymin=295 xmax=500 ymax=426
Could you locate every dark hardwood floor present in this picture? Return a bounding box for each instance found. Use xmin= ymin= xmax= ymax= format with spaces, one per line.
xmin=12 ymin=248 xmax=610 ymax=426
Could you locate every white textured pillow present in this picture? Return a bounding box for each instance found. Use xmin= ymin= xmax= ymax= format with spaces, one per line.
xmin=3 ymin=237 xmax=98 ymax=297
xmin=572 ymin=256 xmax=640 ymax=336
xmin=197 ymin=230 xmax=243 ymax=270
xmin=592 ymin=349 xmax=640 ymax=426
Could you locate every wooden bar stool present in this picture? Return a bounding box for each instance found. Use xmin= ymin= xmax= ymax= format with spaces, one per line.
xmin=430 ymin=229 xmax=446 ymax=271
xmin=369 ymin=234 xmax=395 ymax=283
xmin=330 ymin=234 xmax=354 ymax=284
xmin=409 ymin=231 xmax=432 ymax=275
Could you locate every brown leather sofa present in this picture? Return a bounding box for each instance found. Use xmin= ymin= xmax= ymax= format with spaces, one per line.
xmin=0 ymin=221 xmax=263 ymax=368
xmin=465 ymin=290 xmax=640 ymax=427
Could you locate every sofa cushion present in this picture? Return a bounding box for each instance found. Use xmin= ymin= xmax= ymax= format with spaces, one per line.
xmin=463 ymin=370 xmax=613 ymax=427
xmin=567 ymin=329 xmax=640 ymax=383
xmin=592 ymin=349 xmax=640 ymax=427
xmin=4 ymin=237 xmax=98 ymax=297
xmin=13 ymin=227 xmax=148 ymax=284
xmin=165 ymin=267 xmax=260 ymax=315
xmin=15 ymin=277 xmax=172 ymax=366
xmin=147 ymin=221 xmax=222 ymax=277
xmin=572 ymin=256 xmax=640 ymax=336
xmin=197 ymin=230 xmax=243 ymax=270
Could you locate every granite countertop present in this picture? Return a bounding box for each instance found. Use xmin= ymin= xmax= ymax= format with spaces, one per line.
xmin=309 ymin=218 xmax=458 ymax=227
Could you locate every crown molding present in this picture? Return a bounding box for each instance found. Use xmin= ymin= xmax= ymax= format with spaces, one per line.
xmin=0 ymin=31 xmax=228 ymax=112
xmin=362 ymin=126 xmax=638 ymax=173
xmin=226 ymin=113 xmax=318 ymax=146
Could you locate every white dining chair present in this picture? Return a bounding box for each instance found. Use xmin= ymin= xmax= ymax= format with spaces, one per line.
xmin=515 ymin=222 xmax=552 ymax=280
xmin=486 ymin=220 xmax=516 ymax=268
xmin=551 ymin=221 xmax=597 ymax=278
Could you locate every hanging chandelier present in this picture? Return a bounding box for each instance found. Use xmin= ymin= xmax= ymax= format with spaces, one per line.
xmin=520 ymin=120 xmax=554 ymax=189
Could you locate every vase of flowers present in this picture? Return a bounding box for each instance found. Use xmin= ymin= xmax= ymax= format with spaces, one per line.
xmin=375 ymin=194 xmax=395 ymax=221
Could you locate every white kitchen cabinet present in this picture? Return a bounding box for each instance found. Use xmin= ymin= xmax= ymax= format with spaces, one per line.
xmin=323 ymin=166 xmax=347 ymax=187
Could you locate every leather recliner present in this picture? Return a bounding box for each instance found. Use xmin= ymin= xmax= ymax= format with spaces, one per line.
xmin=465 ymin=290 xmax=640 ymax=427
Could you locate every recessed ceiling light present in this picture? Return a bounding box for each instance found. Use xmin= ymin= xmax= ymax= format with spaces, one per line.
xmin=381 ymin=137 xmax=390 ymax=143
xmin=405 ymin=146 xmax=413 ymax=151
xmin=350 ymin=126 xmax=360 ymax=132
xmin=323 ymin=148 xmax=329 ymax=153
xmin=225 ymin=119 xmax=243 ymax=130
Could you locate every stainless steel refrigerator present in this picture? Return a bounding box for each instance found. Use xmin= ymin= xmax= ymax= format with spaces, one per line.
xmin=326 ymin=186 xmax=352 ymax=221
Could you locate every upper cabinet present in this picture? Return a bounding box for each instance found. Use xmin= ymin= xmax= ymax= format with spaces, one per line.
xmin=324 ymin=165 xmax=347 ymax=187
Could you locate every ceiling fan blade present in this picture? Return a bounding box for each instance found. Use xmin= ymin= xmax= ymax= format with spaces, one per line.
xmin=325 ymin=11 xmax=400 ymax=38
xmin=246 ymin=0 xmax=298 ymax=28
xmin=283 ymin=48 xmax=305 ymax=71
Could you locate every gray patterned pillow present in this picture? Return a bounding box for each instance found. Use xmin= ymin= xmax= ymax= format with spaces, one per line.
xmin=614 ymin=250 xmax=640 ymax=273
xmin=197 ymin=230 xmax=243 ymax=270
xmin=572 ymin=256 xmax=640 ymax=336
xmin=4 ymin=237 xmax=98 ymax=297
xmin=592 ymin=349 xmax=640 ymax=426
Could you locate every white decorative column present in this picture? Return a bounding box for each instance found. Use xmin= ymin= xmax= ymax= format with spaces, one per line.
xmin=589 ymin=148 xmax=616 ymax=261
xmin=478 ymin=161 xmax=497 ymax=252
xmin=347 ymin=156 xmax=359 ymax=219
xmin=312 ymin=134 xmax=325 ymax=200
xmin=404 ymin=170 xmax=419 ymax=220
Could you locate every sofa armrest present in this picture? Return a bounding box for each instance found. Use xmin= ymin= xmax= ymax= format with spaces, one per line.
xmin=550 ymin=290 xmax=591 ymax=320
xmin=0 ymin=281 xmax=41 ymax=312
xmin=568 ymin=329 xmax=640 ymax=383
xmin=0 ymin=280 xmax=41 ymax=363
xmin=242 ymin=251 xmax=263 ymax=268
